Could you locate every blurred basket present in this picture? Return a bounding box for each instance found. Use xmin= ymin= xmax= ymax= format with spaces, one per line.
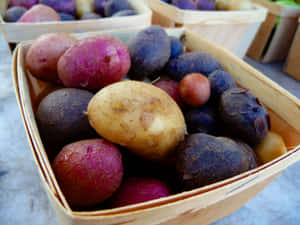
xmin=284 ymin=16 xmax=300 ymax=81
xmin=247 ymin=0 xmax=300 ymax=63
xmin=0 ymin=0 xmax=151 ymax=44
xmin=13 ymin=27 xmax=300 ymax=225
xmin=144 ymin=0 xmax=267 ymax=58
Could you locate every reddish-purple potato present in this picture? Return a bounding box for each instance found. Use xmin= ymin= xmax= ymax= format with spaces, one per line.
xmin=18 ymin=4 xmax=61 ymax=22
xmin=8 ymin=0 xmax=38 ymax=9
xmin=58 ymin=35 xmax=131 ymax=90
xmin=153 ymin=80 xmax=183 ymax=108
xmin=26 ymin=33 xmax=77 ymax=83
xmin=111 ymin=177 xmax=171 ymax=207
xmin=53 ymin=139 xmax=123 ymax=207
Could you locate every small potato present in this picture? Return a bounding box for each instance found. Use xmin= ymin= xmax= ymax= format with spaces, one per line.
xmin=18 ymin=4 xmax=61 ymax=22
xmin=88 ymin=80 xmax=186 ymax=161
xmin=26 ymin=33 xmax=77 ymax=83
xmin=254 ymin=131 xmax=287 ymax=164
xmin=76 ymin=0 xmax=94 ymax=18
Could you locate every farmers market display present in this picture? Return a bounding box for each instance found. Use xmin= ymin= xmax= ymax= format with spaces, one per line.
xmin=3 ymin=0 xmax=137 ymax=22
xmin=24 ymin=25 xmax=288 ymax=210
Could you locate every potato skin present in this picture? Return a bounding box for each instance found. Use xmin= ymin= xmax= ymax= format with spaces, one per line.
xmin=52 ymin=139 xmax=123 ymax=207
xmin=26 ymin=33 xmax=77 ymax=83
xmin=175 ymin=133 xmax=257 ymax=190
xmin=88 ymin=80 xmax=186 ymax=161
xmin=58 ymin=35 xmax=131 ymax=90
xmin=36 ymin=88 xmax=96 ymax=152
xmin=18 ymin=4 xmax=61 ymax=22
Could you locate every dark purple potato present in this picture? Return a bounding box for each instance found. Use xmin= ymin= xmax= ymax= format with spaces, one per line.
xmin=81 ymin=12 xmax=102 ymax=20
xmin=169 ymin=36 xmax=184 ymax=59
xmin=172 ymin=0 xmax=197 ymax=10
xmin=160 ymin=0 xmax=171 ymax=3
xmin=4 ymin=6 xmax=27 ymax=22
xmin=94 ymin=0 xmax=110 ymax=16
xmin=208 ymin=70 xmax=236 ymax=102
xmin=36 ymin=88 xmax=97 ymax=152
xmin=103 ymin=0 xmax=133 ymax=17
xmin=8 ymin=0 xmax=38 ymax=9
xmin=220 ymin=88 xmax=270 ymax=147
xmin=196 ymin=0 xmax=216 ymax=10
xmin=184 ymin=104 xmax=218 ymax=135
xmin=58 ymin=12 xmax=75 ymax=21
xmin=166 ymin=52 xmax=222 ymax=81
xmin=127 ymin=25 xmax=171 ymax=80
xmin=175 ymin=133 xmax=258 ymax=190
xmin=112 ymin=9 xmax=136 ymax=17
xmin=39 ymin=0 xmax=76 ymax=16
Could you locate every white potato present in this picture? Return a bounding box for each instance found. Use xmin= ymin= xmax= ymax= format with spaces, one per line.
xmin=88 ymin=80 xmax=186 ymax=161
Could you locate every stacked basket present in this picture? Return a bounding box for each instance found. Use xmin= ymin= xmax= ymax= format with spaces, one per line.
xmin=144 ymin=0 xmax=267 ymax=58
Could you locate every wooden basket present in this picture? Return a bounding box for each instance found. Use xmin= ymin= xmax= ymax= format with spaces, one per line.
xmin=12 ymin=28 xmax=300 ymax=225
xmin=247 ymin=0 xmax=300 ymax=63
xmin=284 ymin=16 xmax=300 ymax=81
xmin=143 ymin=0 xmax=267 ymax=58
xmin=0 ymin=0 xmax=151 ymax=44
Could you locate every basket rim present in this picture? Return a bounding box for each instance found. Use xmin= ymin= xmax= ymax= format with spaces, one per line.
xmin=145 ymin=0 xmax=267 ymax=24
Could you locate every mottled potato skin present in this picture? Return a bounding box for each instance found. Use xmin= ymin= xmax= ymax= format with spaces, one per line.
xmin=88 ymin=80 xmax=186 ymax=161
xmin=26 ymin=33 xmax=77 ymax=83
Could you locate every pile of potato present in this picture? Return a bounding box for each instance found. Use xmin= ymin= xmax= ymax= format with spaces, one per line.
xmin=25 ymin=25 xmax=287 ymax=209
xmin=4 ymin=0 xmax=137 ymax=23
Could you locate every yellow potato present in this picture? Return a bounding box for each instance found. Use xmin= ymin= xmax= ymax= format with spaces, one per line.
xmin=76 ymin=0 xmax=94 ymax=18
xmin=88 ymin=80 xmax=186 ymax=161
xmin=254 ymin=131 xmax=287 ymax=164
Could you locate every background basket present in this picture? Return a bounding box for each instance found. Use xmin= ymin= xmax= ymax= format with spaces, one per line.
xmin=0 ymin=0 xmax=151 ymax=44
xmin=13 ymin=28 xmax=300 ymax=225
xmin=247 ymin=0 xmax=300 ymax=63
xmin=284 ymin=16 xmax=300 ymax=81
xmin=144 ymin=0 xmax=267 ymax=58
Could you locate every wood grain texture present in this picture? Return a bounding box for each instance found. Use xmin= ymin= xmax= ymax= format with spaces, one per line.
xmin=284 ymin=24 xmax=300 ymax=81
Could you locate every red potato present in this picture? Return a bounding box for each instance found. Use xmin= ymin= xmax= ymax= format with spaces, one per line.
xmin=58 ymin=35 xmax=131 ymax=90
xmin=18 ymin=4 xmax=61 ymax=22
xmin=153 ymin=80 xmax=183 ymax=108
xmin=52 ymin=139 xmax=123 ymax=208
xmin=111 ymin=177 xmax=171 ymax=208
xmin=26 ymin=33 xmax=77 ymax=83
xmin=179 ymin=73 xmax=211 ymax=107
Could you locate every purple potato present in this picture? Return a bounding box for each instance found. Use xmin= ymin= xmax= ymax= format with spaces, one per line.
xmin=39 ymin=0 xmax=76 ymax=16
xmin=171 ymin=0 xmax=197 ymax=10
xmin=220 ymin=88 xmax=270 ymax=147
xmin=175 ymin=133 xmax=258 ymax=190
xmin=195 ymin=0 xmax=216 ymax=10
xmin=4 ymin=6 xmax=27 ymax=22
xmin=94 ymin=0 xmax=110 ymax=16
xmin=127 ymin=25 xmax=171 ymax=80
xmin=166 ymin=52 xmax=222 ymax=81
xmin=103 ymin=0 xmax=133 ymax=17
